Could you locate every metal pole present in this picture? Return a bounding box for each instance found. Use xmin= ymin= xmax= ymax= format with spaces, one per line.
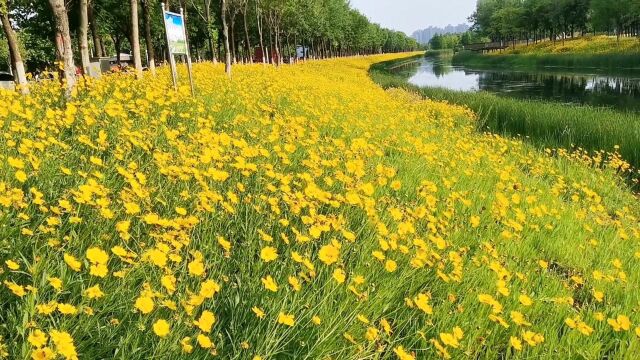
xmin=180 ymin=7 xmax=195 ymax=96
xmin=161 ymin=3 xmax=178 ymax=91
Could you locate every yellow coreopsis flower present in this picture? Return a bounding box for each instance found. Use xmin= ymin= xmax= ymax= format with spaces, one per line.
xmin=152 ymin=319 xmax=170 ymax=337
xmin=259 ymin=246 xmax=278 ymax=262
xmin=134 ymin=296 xmax=154 ymax=314
xmin=195 ymin=310 xmax=216 ymax=333
xmin=318 ymin=243 xmax=340 ymax=265
xmin=277 ymin=312 xmax=295 ymax=327
xmin=261 ymin=275 xmax=278 ymax=292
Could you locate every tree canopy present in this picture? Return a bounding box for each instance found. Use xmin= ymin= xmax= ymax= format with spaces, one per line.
xmin=470 ymin=0 xmax=640 ymax=43
xmin=1 ymin=0 xmax=419 ymax=72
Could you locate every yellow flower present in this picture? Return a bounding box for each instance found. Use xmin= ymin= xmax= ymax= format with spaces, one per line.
xmin=89 ymin=264 xmax=108 ymax=278
xmin=277 ymin=312 xmax=295 ymax=327
xmin=385 ymin=259 xmax=398 ymax=272
xmin=510 ymin=311 xmax=532 ymax=327
xmin=522 ymin=331 xmax=544 ymax=346
xmin=390 ymin=180 xmax=401 ymax=190
xmin=63 ymin=254 xmax=82 ymax=272
xmin=470 ymin=216 xmax=480 ymax=228
xmin=261 ymin=275 xmax=278 ymax=292
xmin=161 ymin=275 xmax=176 ymax=294
xmin=288 ymin=276 xmax=301 ymax=291
xmin=27 ymin=329 xmax=48 ymax=348
xmin=48 ymin=277 xmax=63 ymax=291
xmin=312 ymin=316 xmax=321 ymax=325
xmin=5 ymin=260 xmax=20 ymax=270
xmin=180 ymin=337 xmax=193 ymax=353
xmin=86 ymin=247 xmax=109 ymax=264
xmin=49 ymin=330 xmax=77 ymax=360
xmin=252 ymin=306 xmax=265 ymax=319
xmin=57 ymin=303 xmax=77 ymax=315
xmin=414 ymin=293 xmax=433 ymax=315
xmin=393 ymin=346 xmax=415 ymax=360
xmin=509 ymin=336 xmax=522 ymax=351
xmin=152 ymin=319 xmax=170 ymax=337
xmin=332 ymin=268 xmax=346 ymax=284
xmin=15 ymin=170 xmax=28 ymax=183
xmin=259 ymin=246 xmax=278 ymax=262
xmin=592 ymin=289 xmax=604 ymax=302
xmin=4 ymin=280 xmax=26 ymax=297
xmin=197 ymin=334 xmax=213 ymax=349
xmin=518 ymin=294 xmax=533 ymax=306
xmin=195 ymin=310 xmax=216 ymax=333
xmin=318 ymin=243 xmax=340 ymax=265
xmin=188 ymin=258 xmax=205 ymax=277
xmin=134 ymin=296 xmax=154 ymax=314
xmin=84 ymin=285 xmax=105 ymax=299
xmin=31 ymin=347 xmax=55 ymax=360
xmin=608 ymin=315 xmax=631 ymax=332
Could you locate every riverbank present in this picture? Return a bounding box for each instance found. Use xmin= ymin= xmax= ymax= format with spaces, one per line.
xmin=370 ymin=57 xmax=640 ymax=179
xmin=453 ymin=51 xmax=640 ymax=72
xmin=454 ymin=36 xmax=640 ymax=72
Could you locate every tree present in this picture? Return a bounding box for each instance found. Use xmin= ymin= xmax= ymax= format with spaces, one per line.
xmin=142 ymin=0 xmax=156 ymax=74
xmin=48 ymin=0 xmax=76 ymax=94
xmin=130 ymin=0 xmax=143 ymax=78
xmin=0 ymin=0 xmax=28 ymax=93
xmin=221 ymin=0 xmax=231 ymax=76
xmin=79 ymin=0 xmax=91 ymax=74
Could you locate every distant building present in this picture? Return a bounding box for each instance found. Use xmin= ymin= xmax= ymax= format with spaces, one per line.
xmin=412 ymin=24 xmax=470 ymax=45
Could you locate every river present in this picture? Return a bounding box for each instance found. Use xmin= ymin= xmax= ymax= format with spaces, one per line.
xmin=403 ymin=57 xmax=640 ymax=112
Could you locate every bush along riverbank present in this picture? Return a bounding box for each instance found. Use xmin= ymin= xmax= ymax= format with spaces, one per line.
xmin=369 ymin=57 xmax=640 ymax=185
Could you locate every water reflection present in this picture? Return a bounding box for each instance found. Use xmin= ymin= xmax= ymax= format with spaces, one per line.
xmin=404 ymin=58 xmax=640 ymax=111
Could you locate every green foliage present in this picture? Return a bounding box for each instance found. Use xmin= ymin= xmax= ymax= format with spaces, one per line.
xmin=469 ymin=0 xmax=637 ymax=42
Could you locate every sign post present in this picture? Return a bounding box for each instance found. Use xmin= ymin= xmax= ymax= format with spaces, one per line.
xmin=161 ymin=3 xmax=195 ymax=95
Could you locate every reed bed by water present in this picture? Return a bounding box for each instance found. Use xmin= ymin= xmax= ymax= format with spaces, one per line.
xmin=370 ymin=58 xmax=640 ymax=177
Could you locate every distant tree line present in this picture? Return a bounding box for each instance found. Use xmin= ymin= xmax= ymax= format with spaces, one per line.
xmin=428 ymin=31 xmax=490 ymax=50
xmin=471 ymin=0 xmax=640 ymax=45
xmin=0 ymin=0 xmax=419 ymax=93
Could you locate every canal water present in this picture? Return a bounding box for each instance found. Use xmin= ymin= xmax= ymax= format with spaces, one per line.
xmin=404 ymin=57 xmax=640 ymax=112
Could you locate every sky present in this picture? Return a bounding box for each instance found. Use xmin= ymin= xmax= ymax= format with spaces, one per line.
xmin=350 ymin=0 xmax=477 ymax=35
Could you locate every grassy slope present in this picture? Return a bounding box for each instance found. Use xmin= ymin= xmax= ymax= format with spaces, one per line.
xmin=371 ymin=57 xmax=640 ymax=173
xmin=454 ymin=36 xmax=640 ymax=71
xmin=0 ymin=54 xmax=639 ymax=359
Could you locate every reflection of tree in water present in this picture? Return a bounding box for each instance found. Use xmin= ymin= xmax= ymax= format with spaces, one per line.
xmin=473 ymin=70 xmax=640 ymax=111
xmin=389 ymin=61 xmax=421 ymax=80
xmin=431 ymin=61 xmax=453 ymax=77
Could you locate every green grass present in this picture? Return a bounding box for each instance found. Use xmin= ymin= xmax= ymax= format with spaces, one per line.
xmin=453 ymin=51 xmax=640 ymax=74
xmin=370 ymin=57 xmax=640 ymax=180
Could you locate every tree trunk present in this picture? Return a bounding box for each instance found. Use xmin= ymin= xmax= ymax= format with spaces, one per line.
xmin=142 ymin=0 xmax=156 ymax=74
xmin=1 ymin=9 xmax=28 ymax=93
xmin=256 ymin=1 xmax=266 ymax=64
xmin=79 ymin=0 xmax=91 ymax=75
xmin=114 ymin=35 xmax=122 ymax=64
xmin=204 ymin=0 xmax=217 ymax=63
xmin=88 ymin=1 xmax=104 ymax=57
xmin=221 ymin=0 xmax=231 ymax=77
xmin=230 ymin=13 xmax=237 ymax=64
xmin=130 ymin=0 xmax=143 ymax=78
xmin=48 ymin=0 xmax=76 ymax=95
xmin=242 ymin=2 xmax=251 ymax=63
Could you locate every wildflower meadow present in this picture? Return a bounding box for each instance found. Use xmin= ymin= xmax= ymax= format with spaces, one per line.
xmin=0 ymin=54 xmax=639 ymax=359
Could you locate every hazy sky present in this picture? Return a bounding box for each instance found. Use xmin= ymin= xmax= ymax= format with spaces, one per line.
xmin=350 ymin=0 xmax=477 ymax=35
